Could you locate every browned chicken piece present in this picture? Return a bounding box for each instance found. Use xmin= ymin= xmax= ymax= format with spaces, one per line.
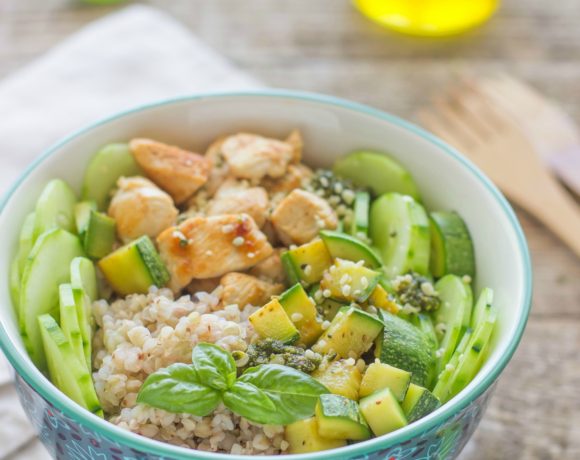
xmin=286 ymin=129 xmax=303 ymax=163
xmin=186 ymin=277 xmax=221 ymax=296
xmin=248 ymin=248 xmax=287 ymax=283
xmin=220 ymin=272 xmax=284 ymax=308
xmin=204 ymin=136 xmax=230 ymax=197
xmin=271 ymin=189 xmax=338 ymax=246
xmin=206 ymin=179 xmax=270 ymax=227
xmin=130 ymin=138 xmax=211 ymax=204
xmin=157 ymin=214 xmax=273 ymax=291
xmin=108 ymin=177 xmax=178 ymax=244
xmin=221 ymin=133 xmax=294 ymax=181
xmin=262 ymin=164 xmax=313 ymax=196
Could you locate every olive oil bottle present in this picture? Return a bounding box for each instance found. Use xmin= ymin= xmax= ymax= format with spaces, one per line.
xmin=354 ymin=0 xmax=499 ymax=36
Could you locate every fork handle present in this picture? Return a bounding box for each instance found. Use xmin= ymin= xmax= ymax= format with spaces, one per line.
xmin=524 ymin=173 xmax=580 ymax=258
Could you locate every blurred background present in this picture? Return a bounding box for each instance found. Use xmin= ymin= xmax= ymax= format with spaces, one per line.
xmin=1 ymin=1 xmax=580 ymax=459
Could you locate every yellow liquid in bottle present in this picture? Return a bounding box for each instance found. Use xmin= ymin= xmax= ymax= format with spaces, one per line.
xmin=354 ymin=0 xmax=499 ymax=36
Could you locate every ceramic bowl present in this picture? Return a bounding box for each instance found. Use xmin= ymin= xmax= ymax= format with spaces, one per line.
xmin=0 ymin=91 xmax=532 ymax=460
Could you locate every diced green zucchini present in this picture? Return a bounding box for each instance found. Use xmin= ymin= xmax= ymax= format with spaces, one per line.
xmin=333 ymin=151 xmax=420 ymax=200
xmin=70 ymin=257 xmax=98 ymax=302
xmin=33 ymin=179 xmax=78 ymax=240
xmin=59 ymin=284 xmax=85 ymax=367
xmin=285 ymin=417 xmax=347 ymax=454
xmin=350 ymin=191 xmax=371 ymax=240
xmin=75 ymin=201 xmax=116 ymax=259
xmin=359 ymin=361 xmax=412 ymax=401
xmin=429 ymin=211 xmax=475 ymax=278
xmin=472 ymin=287 xmax=494 ymax=330
xmin=319 ymin=230 xmax=382 ymax=268
xmin=282 ymin=239 xmax=332 ymax=286
xmin=279 ymin=284 xmax=323 ymax=346
xmin=81 ymin=143 xmax=142 ymax=210
xmin=19 ymin=229 xmax=85 ymax=371
xmin=248 ymin=299 xmax=299 ymax=344
xmin=315 ymin=394 xmax=371 ymax=440
xmin=401 ymin=383 xmax=441 ymax=423
xmin=432 ymin=328 xmax=473 ymax=401
xmin=312 ymin=359 xmax=362 ymax=400
xmin=98 ymin=235 xmax=169 ymax=296
xmin=312 ymin=306 xmax=383 ymax=359
xmin=444 ymin=306 xmax=497 ymax=402
xmin=320 ymin=259 xmax=381 ymax=303
xmin=359 ymin=388 xmax=408 ymax=436
xmin=433 ymin=275 xmax=473 ymax=374
xmin=375 ymin=309 xmax=436 ymax=388
xmin=367 ymin=284 xmax=401 ymax=315
xmin=38 ymin=314 xmax=102 ymax=416
xmin=370 ymin=193 xmax=430 ymax=278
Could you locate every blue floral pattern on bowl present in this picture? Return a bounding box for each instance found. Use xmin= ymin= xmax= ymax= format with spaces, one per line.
xmin=14 ymin=372 xmax=495 ymax=460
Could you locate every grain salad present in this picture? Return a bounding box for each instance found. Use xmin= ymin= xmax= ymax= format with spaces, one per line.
xmin=11 ymin=131 xmax=497 ymax=455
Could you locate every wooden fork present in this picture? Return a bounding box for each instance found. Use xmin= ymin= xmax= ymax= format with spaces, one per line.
xmin=417 ymin=82 xmax=580 ymax=258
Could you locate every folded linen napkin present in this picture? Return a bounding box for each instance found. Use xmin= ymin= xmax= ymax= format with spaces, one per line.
xmin=0 ymin=5 xmax=259 ymax=458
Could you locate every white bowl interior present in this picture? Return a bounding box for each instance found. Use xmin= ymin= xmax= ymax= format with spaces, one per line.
xmin=0 ymin=93 xmax=528 ymax=432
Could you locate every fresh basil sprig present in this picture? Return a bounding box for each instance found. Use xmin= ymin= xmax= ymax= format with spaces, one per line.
xmin=137 ymin=343 xmax=328 ymax=425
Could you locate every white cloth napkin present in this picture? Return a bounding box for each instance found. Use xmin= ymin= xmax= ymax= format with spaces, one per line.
xmin=0 ymin=5 xmax=260 ymax=458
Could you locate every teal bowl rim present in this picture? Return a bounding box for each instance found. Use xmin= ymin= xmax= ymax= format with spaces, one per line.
xmin=0 ymin=89 xmax=532 ymax=460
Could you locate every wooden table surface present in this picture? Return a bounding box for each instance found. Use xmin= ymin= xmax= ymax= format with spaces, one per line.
xmin=1 ymin=1 xmax=580 ymax=459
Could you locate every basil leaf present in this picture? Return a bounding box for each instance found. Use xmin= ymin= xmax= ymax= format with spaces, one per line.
xmin=192 ymin=343 xmax=237 ymax=391
xmin=137 ymin=363 xmax=221 ymax=416
xmin=223 ymin=381 xmax=278 ymax=424
xmin=238 ymin=364 xmax=328 ymax=425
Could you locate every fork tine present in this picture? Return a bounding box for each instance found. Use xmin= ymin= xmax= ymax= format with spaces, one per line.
xmin=416 ymin=108 xmax=471 ymax=152
xmin=446 ymin=84 xmax=498 ymax=138
xmin=431 ymin=95 xmax=485 ymax=147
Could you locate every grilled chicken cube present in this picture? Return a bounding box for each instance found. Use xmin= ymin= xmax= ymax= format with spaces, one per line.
xmin=157 ymin=214 xmax=273 ymax=291
xmin=220 ymin=272 xmax=283 ymax=308
xmin=108 ymin=176 xmax=178 ymax=244
xmin=206 ymin=179 xmax=269 ymax=227
xmin=130 ymin=138 xmax=210 ymax=204
xmin=286 ymin=129 xmax=303 ymax=163
xmin=204 ymin=136 xmax=230 ymax=197
xmin=271 ymin=189 xmax=338 ymax=245
xmin=248 ymin=248 xmax=287 ymax=283
xmin=221 ymin=133 xmax=294 ymax=181
xmin=262 ymin=164 xmax=313 ymax=196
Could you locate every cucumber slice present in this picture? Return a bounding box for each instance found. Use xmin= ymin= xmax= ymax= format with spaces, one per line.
xmin=432 ymin=328 xmax=473 ymax=401
xmin=319 ymin=230 xmax=382 ymax=269
xmin=38 ymin=314 xmax=102 ymax=416
xmin=375 ymin=309 xmax=436 ymax=388
xmin=73 ymin=289 xmax=93 ymax=371
xmin=33 ymin=179 xmax=78 ymax=240
xmin=10 ymin=213 xmax=37 ymax=313
xmin=83 ymin=211 xmax=116 ymax=259
xmin=70 ymin=257 xmax=98 ymax=302
xmin=75 ymin=201 xmax=98 ymax=236
xmin=429 ymin=211 xmax=475 ymax=278
xmin=59 ymin=284 xmax=85 ymax=367
xmin=333 ymin=151 xmax=420 ymax=200
xmin=350 ymin=191 xmax=370 ymax=240
xmin=471 ymin=287 xmax=494 ymax=330
xmin=433 ymin=275 xmax=473 ymax=374
xmin=19 ymin=229 xmax=85 ymax=371
xmin=81 ymin=143 xmax=142 ymax=210
xmin=370 ymin=193 xmax=430 ymax=278
xmin=413 ymin=313 xmax=438 ymax=350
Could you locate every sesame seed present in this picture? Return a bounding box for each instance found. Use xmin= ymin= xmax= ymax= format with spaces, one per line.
xmin=303 ymin=264 xmax=313 ymax=276
xmin=445 ymin=363 xmax=455 ymax=372
xmin=345 ymin=357 xmax=355 ymax=366
xmin=205 ymin=250 xmax=213 ymax=256
xmin=291 ymin=313 xmax=304 ymax=322
xmin=247 ymin=252 xmax=255 ymax=258
xmin=314 ymin=290 xmax=323 ymax=302
xmin=334 ymin=182 xmax=344 ymax=193
xmin=318 ymin=340 xmax=327 ymax=348
xmin=329 ymin=265 xmax=337 ymax=273
xmin=341 ymin=285 xmax=351 ymax=296
xmin=462 ymin=275 xmax=472 ymax=284
xmin=421 ymin=281 xmax=436 ymax=296
xmin=232 ymin=236 xmax=245 ymax=246
xmin=340 ymin=274 xmax=349 ymax=284
xmin=322 ymin=289 xmax=332 ymax=298
xmin=356 ymin=260 xmax=365 ymax=267
xmin=289 ymin=244 xmax=298 ymax=250
xmin=321 ymin=320 xmax=331 ymax=330
xmin=328 ymin=196 xmax=341 ymax=205
xmin=304 ymin=349 xmax=317 ymax=359
xmin=221 ymin=224 xmax=234 ymax=233
xmin=353 ymin=289 xmax=362 ymax=297
xmin=361 ymin=276 xmax=369 ymax=288
xmin=320 ymin=177 xmax=329 ymax=187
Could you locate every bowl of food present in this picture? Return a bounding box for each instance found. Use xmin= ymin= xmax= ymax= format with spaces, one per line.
xmin=0 ymin=90 xmax=531 ymax=460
